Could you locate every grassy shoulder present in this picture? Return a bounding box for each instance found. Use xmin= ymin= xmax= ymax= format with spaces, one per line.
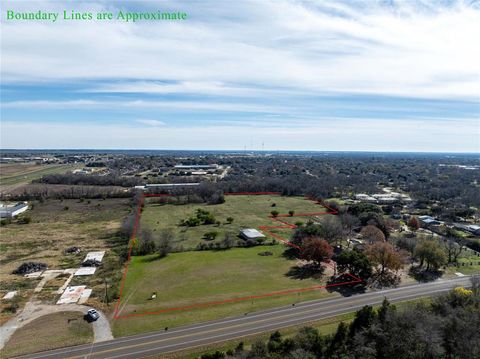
xmin=113 ymin=245 xmax=338 ymax=336
xmin=0 ymin=311 xmax=93 ymax=358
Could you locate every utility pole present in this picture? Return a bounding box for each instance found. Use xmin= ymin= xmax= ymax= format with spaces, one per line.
xmin=104 ymin=277 xmax=109 ymax=306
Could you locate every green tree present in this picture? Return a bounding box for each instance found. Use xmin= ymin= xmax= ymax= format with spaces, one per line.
xmin=204 ymin=231 xmax=219 ymax=241
xmin=414 ymin=239 xmax=447 ymax=270
xmin=336 ymin=250 xmax=372 ymax=279
xmin=294 ymin=327 xmax=323 ymax=355
xmin=267 ymin=331 xmax=283 ymax=353
xmin=247 ymin=340 xmax=267 ymax=359
xmin=377 ymin=297 xmax=395 ymax=324
xmin=328 ymin=321 xmax=349 ymax=357
xmin=349 ymin=305 xmax=376 ymax=339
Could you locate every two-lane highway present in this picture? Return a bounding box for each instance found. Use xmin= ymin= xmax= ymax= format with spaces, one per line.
xmin=16 ymin=276 xmax=472 ymax=359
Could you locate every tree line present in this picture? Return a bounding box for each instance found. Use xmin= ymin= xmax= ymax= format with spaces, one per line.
xmin=200 ymin=277 xmax=480 ymax=359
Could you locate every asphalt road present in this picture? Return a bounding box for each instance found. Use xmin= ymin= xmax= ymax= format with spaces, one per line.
xmin=16 ymin=276 xmax=472 ymax=359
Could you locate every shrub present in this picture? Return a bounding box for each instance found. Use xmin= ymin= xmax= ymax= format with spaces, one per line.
xmin=19 ymin=216 xmax=31 ymax=224
xmin=2 ymin=299 xmax=20 ymax=314
xmin=204 ymin=231 xmax=219 ymax=241
xmin=258 ymin=251 xmax=273 ymax=256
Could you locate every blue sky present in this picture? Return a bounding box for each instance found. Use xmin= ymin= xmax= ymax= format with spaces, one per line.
xmin=1 ymin=0 xmax=479 ymax=152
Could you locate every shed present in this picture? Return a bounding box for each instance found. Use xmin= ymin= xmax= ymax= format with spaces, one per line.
xmin=239 ymin=228 xmax=266 ymax=240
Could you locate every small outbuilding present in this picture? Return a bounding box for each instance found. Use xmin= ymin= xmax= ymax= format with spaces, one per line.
xmin=239 ymin=228 xmax=265 ymax=240
xmin=0 ymin=202 xmax=29 ymax=218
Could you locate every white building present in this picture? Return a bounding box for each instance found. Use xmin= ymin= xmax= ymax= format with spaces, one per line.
xmin=239 ymin=228 xmax=266 ymax=240
xmin=174 ymin=164 xmax=218 ymax=169
xmin=0 ymin=202 xmax=29 ymax=218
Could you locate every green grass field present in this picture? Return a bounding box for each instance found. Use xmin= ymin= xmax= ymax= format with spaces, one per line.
xmin=0 ymin=163 xmax=82 ymax=186
xmin=113 ymin=245 xmax=338 ymax=336
xmin=113 ymin=195 xmax=336 ymax=336
xmin=142 ymin=195 xmax=328 ymax=249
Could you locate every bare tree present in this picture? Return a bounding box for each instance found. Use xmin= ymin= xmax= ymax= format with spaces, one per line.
xmin=361 ymin=225 xmax=385 ymax=244
xmin=156 ymin=229 xmax=174 ymax=257
xmin=319 ymin=216 xmax=343 ymax=245
xmin=366 ymin=242 xmax=404 ymax=276
xmin=340 ymin=213 xmax=360 ymax=239
xmin=442 ymin=237 xmax=464 ymax=263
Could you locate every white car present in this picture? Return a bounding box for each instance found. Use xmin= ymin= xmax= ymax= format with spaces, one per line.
xmin=86 ymin=309 xmax=100 ymax=321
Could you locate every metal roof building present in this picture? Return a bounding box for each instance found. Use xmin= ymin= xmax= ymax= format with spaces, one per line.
xmin=239 ymin=228 xmax=266 ymax=240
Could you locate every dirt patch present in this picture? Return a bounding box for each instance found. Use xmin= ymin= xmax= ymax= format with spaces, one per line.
xmin=0 ymin=311 xmax=93 ymax=358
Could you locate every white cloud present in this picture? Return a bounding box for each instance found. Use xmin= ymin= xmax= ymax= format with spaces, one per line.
xmin=1 ymin=99 xmax=279 ymax=113
xmin=2 ymin=118 xmax=478 ymax=152
xmin=1 ymin=0 xmax=479 ymax=100
xmin=136 ymin=119 xmax=166 ymax=126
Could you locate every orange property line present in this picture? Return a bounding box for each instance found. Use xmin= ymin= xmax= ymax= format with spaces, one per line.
xmin=116 ymin=273 xmax=361 ymax=318
xmin=114 ymin=192 xmax=359 ymax=319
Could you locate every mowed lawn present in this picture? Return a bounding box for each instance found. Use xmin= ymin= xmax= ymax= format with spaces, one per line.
xmin=141 ymin=195 xmax=328 ymax=249
xmin=114 ymin=245 xmax=338 ymax=336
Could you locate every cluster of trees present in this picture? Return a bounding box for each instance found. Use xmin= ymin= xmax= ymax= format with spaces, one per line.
xmin=218 ymin=154 xmax=479 ymax=212
xmin=35 ymin=173 xmax=142 ymax=187
xmin=21 ymin=153 xmax=479 ymax=225
xmin=180 ymin=209 xmax=217 ymax=227
xmin=414 ymin=239 xmax=448 ymax=271
xmin=336 ymin=250 xmax=372 ymax=279
xmin=132 ymin=228 xmax=173 ymax=257
xmin=201 ymin=278 xmax=480 ymax=359
xmin=146 ymin=183 xmax=225 ymax=205
xmin=288 ymin=214 xmax=406 ymax=285
xmin=396 ymin=232 xmax=466 ymax=273
xmin=1 ymin=183 xmax=132 ymax=201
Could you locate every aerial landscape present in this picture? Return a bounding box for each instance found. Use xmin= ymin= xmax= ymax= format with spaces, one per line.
xmin=1 ymin=0 xmax=479 ymax=358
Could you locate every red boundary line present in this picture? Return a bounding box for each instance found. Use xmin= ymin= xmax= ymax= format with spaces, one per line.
xmin=113 ymin=192 xmax=360 ymax=319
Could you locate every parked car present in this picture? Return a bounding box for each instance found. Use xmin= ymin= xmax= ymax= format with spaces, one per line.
xmin=86 ymin=309 xmax=99 ymax=321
